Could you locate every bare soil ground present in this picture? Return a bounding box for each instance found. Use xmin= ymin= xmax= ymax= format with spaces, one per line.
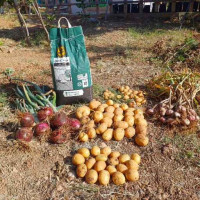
xmin=0 ymin=15 xmax=200 ymax=200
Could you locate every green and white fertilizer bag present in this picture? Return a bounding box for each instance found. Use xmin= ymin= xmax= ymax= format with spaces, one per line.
xmin=50 ymin=17 xmax=93 ymax=105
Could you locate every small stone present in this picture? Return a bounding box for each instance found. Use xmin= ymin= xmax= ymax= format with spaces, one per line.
xmin=57 ymin=185 xmax=63 ymax=191
xmin=13 ymin=167 xmax=18 ymax=173
xmin=99 ymin=142 xmax=107 ymax=148
xmin=67 ymin=172 xmax=76 ymax=181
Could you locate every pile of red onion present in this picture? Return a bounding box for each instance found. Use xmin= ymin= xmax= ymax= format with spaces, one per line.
xmin=146 ymin=103 xmax=199 ymax=126
xmin=16 ymin=107 xmax=80 ymax=144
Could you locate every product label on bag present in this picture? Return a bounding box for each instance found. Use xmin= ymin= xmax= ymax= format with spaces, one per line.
xmin=63 ymin=90 xmax=84 ymax=97
xmin=53 ymin=57 xmax=73 ymax=90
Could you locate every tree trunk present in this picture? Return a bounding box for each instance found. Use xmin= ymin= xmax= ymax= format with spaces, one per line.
xmin=32 ymin=0 xmax=50 ymax=41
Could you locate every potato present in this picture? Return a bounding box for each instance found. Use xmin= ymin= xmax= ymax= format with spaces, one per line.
xmin=96 ymin=123 xmax=108 ymax=134
xmin=79 ymin=132 xmax=89 ymax=142
xmin=135 ymin=135 xmax=149 ymax=146
xmin=125 ymin=127 xmax=135 ymax=138
xmin=106 ymin=100 xmax=114 ymax=106
xmin=91 ymin=146 xmax=101 ymax=156
xmin=134 ymin=109 xmax=143 ymax=115
xmin=126 ymin=108 xmax=135 ymax=113
xmin=119 ymin=154 xmax=130 ymax=164
xmin=128 ymin=101 xmax=136 ymax=108
xmin=131 ymin=153 xmax=141 ymax=164
xmin=101 ymin=117 xmax=113 ymax=127
xmin=113 ymin=114 xmax=124 ymax=122
xmin=124 ymin=111 xmax=134 ymax=117
xmin=101 ymin=146 xmax=111 ymax=156
xmin=112 ymin=172 xmax=126 ymax=185
xmin=89 ymin=100 xmax=101 ymax=110
xmin=113 ymin=128 xmax=125 ymax=141
xmin=114 ymin=108 xmax=123 ymax=115
xmin=76 ymin=164 xmax=87 ymax=178
xmin=124 ymin=116 xmax=134 ymax=127
xmin=86 ymin=120 xmax=95 ymax=129
xmin=93 ymin=111 xmax=104 ymax=123
xmin=106 ymin=165 xmax=117 ymax=175
xmin=116 ymin=164 xmax=128 ymax=173
xmin=109 ymin=151 xmax=120 ymax=158
xmin=102 ymin=128 xmax=113 ymax=141
xmin=96 ymin=154 xmax=108 ymax=161
xmin=78 ymin=148 xmax=90 ymax=158
xmin=85 ymin=169 xmax=98 ymax=184
xmin=135 ymin=125 xmax=147 ymax=135
xmin=125 ymin=160 xmax=139 ymax=170
xmin=113 ymin=103 xmax=120 ymax=108
xmin=107 ymin=157 xmax=119 ymax=166
xmin=96 ymin=105 xmax=106 ymax=112
xmin=125 ymin=169 xmax=139 ymax=182
xmin=80 ymin=116 xmax=90 ymax=125
xmin=105 ymin=106 xmax=115 ymax=113
xmin=120 ymin=103 xmax=129 ymax=111
xmin=76 ymin=106 xmax=90 ymax=119
xmin=72 ymin=153 xmax=85 ymax=165
xmin=87 ymin=128 xmax=96 ymax=139
xmin=85 ymin=158 xmax=96 ymax=169
xmin=119 ymin=86 xmax=124 ymax=92
xmin=98 ymin=170 xmax=110 ymax=185
xmin=93 ymin=161 xmax=106 ymax=172
xmin=101 ymin=103 xmax=108 ymax=108
xmin=114 ymin=121 xmax=129 ymax=129
xmin=134 ymin=113 xmax=144 ymax=120
xmin=135 ymin=118 xmax=147 ymax=127
xmin=103 ymin=112 xmax=114 ymax=119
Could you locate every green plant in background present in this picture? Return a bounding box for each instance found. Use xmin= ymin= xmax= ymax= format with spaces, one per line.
xmin=0 ymin=92 xmax=8 ymax=107
xmin=0 ymin=40 xmax=4 ymax=46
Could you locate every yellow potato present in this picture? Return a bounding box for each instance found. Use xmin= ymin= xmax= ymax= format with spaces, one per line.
xmin=78 ymin=148 xmax=90 ymax=158
xmin=114 ymin=108 xmax=123 ymax=115
xmin=79 ymin=132 xmax=89 ymax=142
xmin=124 ymin=116 xmax=134 ymax=127
xmin=86 ymin=120 xmax=95 ymax=129
xmin=131 ymin=153 xmax=141 ymax=164
xmin=109 ymin=151 xmax=120 ymax=158
xmin=116 ymin=164 xmax=128 ymax=173
xmin=124 ymin=95 xmax=129 ymax=100
xmin=80 ymin=116 xmax=90 ymax=125
xmin=96 ymin=105 xmax=106 ymax=112
xmin=107 ymin=157 xmax=119 ymax=166
xmin=125 ymin=169 xmax=139 ymax=182
xmin=114 ymin=121 xmax=129 ymax=129
xmin=87 ymin=128 xmax=96 ymax=139
xmin=134 ymin=109 xmax=143 ymax=115
xmin=113 ymin=114 xmax=124 ymax=122
xmin=103 ymin=112 xmax=114 ymax=119
xmin=96 ymin=123 xmax=108 ymax=134
xmin=102 ymin=128 xmax=113 ymax=141
xmin=93 ymin=161 xmax=106 ymax=172
xmin=134 ymin=113 xmax=144 ymax=120
xmin=120 ymin=103 xmax=129 ymax=111
xmin=116 ymin=95 xmax=122 ymax=99
xmin=135 ymin=135 xmax=149 ymax=147
xmin=91 ymin=146 xmax=101 ymax=156
xmin=135 ymin=125 xmax=147 ymax=135
xmin=98 ymin=170 xmax=110 ymax=185
xmin=89 ymin=100 xmax=101 ymax=110
xmin=96 ymin=154 xmax=108 ymax=162
xmin=105 ymin=106 xmax=115 ymax=113
xmin=76 ymin=106 xmax=90 ymax=119
xmin=125 ymin=127 xmax=135 ymax=138
xmin=113 ymin=128 xmax=125 ymax=141
xmin=101 ymin=117 xmax=113 ymax=127
xmin=76 ymin=164 xmax=87 ymax=178
xmin=106 ymin=165 xmax=117 ymax=175
xmin=112 ymin=172 xmax=126 ymax=185
xmin=119 ymin=86 xmax=124 ymax=92
xmin=106 ymin=100 xmax=114 ymax=106
xmin=128 ymin=101 xmax=136 ymax=108
xmin=93 ymin=111 xmax=104 ymax=123
xmin=72 ymin=153 xmax=85 ymax=165
xmin=113 ymin=103 xmax=120 ymax=108
xmin=85 ymin=158 xmax=96 ymax=169
xmin=135 ymin=118 xmax=147 ymax=127
xmin=125 ymin=160 xmax=139 ymax=170
xmin=118 ymin=154 xmax=130 ymax=164
xmin=124 ymin=111 xmax=134 ymax=117
xmin=100 ymin=146 xmax=111 ymax=156
xmin=85 ymin=169 xmax=98 ymax=184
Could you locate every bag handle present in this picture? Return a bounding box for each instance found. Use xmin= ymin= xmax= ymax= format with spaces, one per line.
xmin=58 ymin=17 xmax=72 ymax=28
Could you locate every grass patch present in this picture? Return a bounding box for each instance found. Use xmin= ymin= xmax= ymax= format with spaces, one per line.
xmin=0 ymin=92 xmax=8 ymax=107
xmin=93 ymin=84 xmax=105 ymax=99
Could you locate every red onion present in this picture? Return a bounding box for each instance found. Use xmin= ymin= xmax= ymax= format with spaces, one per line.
xmin=20 ymin=113 xmax=35 ymax=127
xmin=37 ymin=107 xmax=54 ymax=121
xmin=34 ymin=122 xmax=50 ymax=136
xmin=159 ymin=117 xmax=166 ymax=123
xmin=50 ymin=112 xmax=67 ymax=128
xmin=166 ymin=109 xmax=174 ymax=116
xmin=50 ymin=129 xmax=67 ymax=144
xmin=146 ymin=108 xmax=154 ymax=115
xmin=166 ymin=118 xmax=174 ymax=124
xmin=188 ymin=115 xmax=196 ymax=121
xmin=16 ymin=128 xmax=33 ymax=142
xmin=68 ymin=118 xmax=81 ymax=130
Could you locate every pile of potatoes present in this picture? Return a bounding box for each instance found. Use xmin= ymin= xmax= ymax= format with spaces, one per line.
xmin=76 ymin=99 xmax=149 ymax=146
xmin=103 ymin=86 xmax=146 ymax=107
xmin=72 ymin=146 xmax=141 ymax=185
